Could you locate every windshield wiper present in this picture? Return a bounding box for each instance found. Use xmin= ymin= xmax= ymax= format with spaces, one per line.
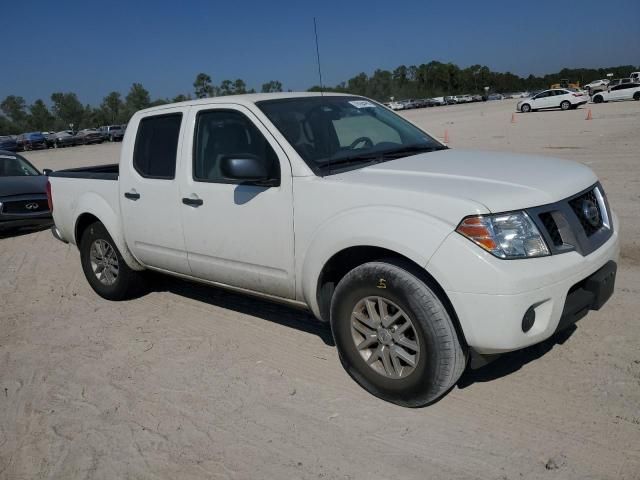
xmin=318 ymin=144 xmax=448 ymax=174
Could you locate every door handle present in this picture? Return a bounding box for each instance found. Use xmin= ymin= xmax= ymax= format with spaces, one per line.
xmin=182 ymin=197 xmax=203 ymax=207
xmin=124 ymin=191 xmax=140 ymax=200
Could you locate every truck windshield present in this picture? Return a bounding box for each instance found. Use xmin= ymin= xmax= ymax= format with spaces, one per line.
xmin=0 ymin=154 xmax=40 ymax=176
xmin=257 ymin=96 xmax=445 ymax=175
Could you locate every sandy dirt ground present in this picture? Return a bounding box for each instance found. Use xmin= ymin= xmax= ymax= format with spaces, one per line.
xmin=1 ymin=99 xmax=639 ymax=479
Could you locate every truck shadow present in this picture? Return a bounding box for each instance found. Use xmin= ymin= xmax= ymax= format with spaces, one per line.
xmin=457 ymin=326 xmax=577 ymax=389
xmin=149 ymin=273 xmax=335 ymax=346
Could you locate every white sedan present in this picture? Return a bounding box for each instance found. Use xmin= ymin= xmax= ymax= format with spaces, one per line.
xmin=592 ymin=83 xmax=640 ymax=103
xmin=517 ymin=89 xmax=589 ymax=112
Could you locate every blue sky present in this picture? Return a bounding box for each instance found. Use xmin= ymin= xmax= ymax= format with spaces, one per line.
xmin=4 ymin=0 xmax=639 ymax=105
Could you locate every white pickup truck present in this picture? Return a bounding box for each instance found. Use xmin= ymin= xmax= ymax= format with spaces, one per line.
xmin=48 ymin=93 xmax=619 ymax=406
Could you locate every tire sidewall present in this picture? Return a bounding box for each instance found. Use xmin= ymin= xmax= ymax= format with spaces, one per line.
xmin=331 ymin=262 xmax=459 ymax=406
xmin=561 ymin=100 xmax=570 ymax=110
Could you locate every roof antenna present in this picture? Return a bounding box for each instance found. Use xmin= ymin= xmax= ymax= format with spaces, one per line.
xmin=313 ymin=17 xmax=324 ymax=95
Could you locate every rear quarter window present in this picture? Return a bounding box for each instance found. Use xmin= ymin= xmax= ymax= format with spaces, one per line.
xmin=133 ymin=113 xmax=182 ymax=179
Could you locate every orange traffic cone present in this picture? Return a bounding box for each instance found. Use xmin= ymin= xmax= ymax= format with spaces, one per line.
xmin=443 ymin=129 xmax=450 ymax=144
xmin=585 ymin=109 xmax=593 ymax=120
xmin=511 ymin=113 xmax=516 ymax=124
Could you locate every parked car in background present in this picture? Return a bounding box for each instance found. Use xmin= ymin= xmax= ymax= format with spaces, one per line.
xmin=517 ymin=89 xmax=589 ymax=112
xmin=53 ymin=131 xmax=76 ymax=148
xmin=0 ymin=151 xmax=52 ymax=232
xmin=48 ymin=92 xmax=619 ymax=407
xmin=444 ymin=96 xmax=457 ymax=104
xmin=42 ymin=132 xmax=57 ymax=148
xmin=631 ymin=72 xmax=640 ymax=83
xmin=73 ymin=129 xmax=104 ymax=145
xmin=487 ymin=93 xmax=504 ymax=101
xmin=16 ymin=132 xmax=48 ymax=151
xmin=592 ymin=83 xmax=640 ymax=103
xmin=430 ymin=97 xmax=446 ymax=106
xmin=609 ymin=78 xmax=632 ymax=87
xmin=0 ymin=136 xmax=18 ymax=152
xmin=388 ymin=101 xmax=404 ymax=110
xmin=584 ymin=79 xmax=609 ymax=94
xmin=99 ymin=125 xmax=125 ymax=142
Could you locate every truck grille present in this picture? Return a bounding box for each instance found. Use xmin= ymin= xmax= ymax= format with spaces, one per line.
xmin=527 ymin=184 xmax=612 ymax=257
xmin=1 ymin=199 xmax=49 ymax=214
xmin=568 ymin=189 xmax=603 ymax=237
xmin=538 ymin=212 xmax=563 ymax=246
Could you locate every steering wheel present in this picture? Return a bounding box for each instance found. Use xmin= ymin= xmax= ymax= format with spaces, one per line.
xmin=349 ymin=136 xmax=374 ymax=149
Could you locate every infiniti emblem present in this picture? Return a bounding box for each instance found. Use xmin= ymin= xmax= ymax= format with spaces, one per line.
xmin=25 ymin=202 xmax=39 ymax=210
xmin=581 ymin=199 xmax=600 ymax=227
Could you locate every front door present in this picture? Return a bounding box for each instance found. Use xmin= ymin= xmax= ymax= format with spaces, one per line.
xmin=178 ymin=104 xmax=295 ymax=298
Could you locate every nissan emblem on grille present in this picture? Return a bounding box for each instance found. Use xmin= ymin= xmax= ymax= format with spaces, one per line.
xmin=581 ymin=198 xmax=600 ymax=228
xmin=25 ymin=203 xmax=40 ymax=210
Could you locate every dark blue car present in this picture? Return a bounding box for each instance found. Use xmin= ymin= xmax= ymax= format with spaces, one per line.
xmin=16 ymin=132 xmax=48 ymax=151
xmin=0 ymin=136 xmax=18 ymax=152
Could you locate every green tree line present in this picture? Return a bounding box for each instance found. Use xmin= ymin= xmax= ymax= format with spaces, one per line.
xmin=308 ymin=62 xmax=639 ymax=101
xmin=1 ymin=63 xmax=636 ymax=135
xmin=0 ymin=75 xmax=284 ymax=135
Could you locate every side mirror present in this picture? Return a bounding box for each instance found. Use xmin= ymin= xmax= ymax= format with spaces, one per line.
xmin=42 ymin=168 xmax=53 ymax=176
xmin=220 ymin=155 xmax=277 ymax=186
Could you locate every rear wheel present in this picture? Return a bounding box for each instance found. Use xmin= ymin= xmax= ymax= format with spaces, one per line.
xmin=520 ymin=103 xmax=531 ymax=113
xmin=634 ymin=92 xmax=640 ymax=101
xmin=560 ymin=100 xmax=571 ymax=110
xmin=79 ymin=222 xmax=145 ymax=300
xmin=330 ymin=261 xmax=467 ymax=407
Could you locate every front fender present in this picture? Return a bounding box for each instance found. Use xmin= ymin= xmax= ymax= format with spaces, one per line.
xmin=298 ymin=206 xmax=453 ymax=318
xmin=72 ymin=191 xmax=143 ymax=271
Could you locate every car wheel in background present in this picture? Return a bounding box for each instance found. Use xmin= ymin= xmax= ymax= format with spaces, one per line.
xmin=520 ymin=103 xmax=531 ymax=113
xmin=79 ymin=221 xmax=146 ymax=300
xmin=330 ymin=260 xmax=467 ymax=407
xmin=593 ymin=95 xmax=604 ymax=104
xmin=560 ymin=100 xmax=571 ymax=110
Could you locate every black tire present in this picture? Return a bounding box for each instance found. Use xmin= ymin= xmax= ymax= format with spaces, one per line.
xmin=330 ymin=261 xmax=467 ymax=407
xmin=79 ymin=221 xmax=145 ymax=300
xmin=520 ymin=103 xmax=531 ymax=113
xmin=560 ymin=100 xmax=571 ymax=110
xmin=593 ymin=95 xmax=604 ymax=104
xmin=634 ymin=92 xmax=640 ymax=101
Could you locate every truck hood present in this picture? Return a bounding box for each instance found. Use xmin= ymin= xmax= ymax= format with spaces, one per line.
xmin=0 ymin=176 xmax=47 ymax=198
xmin=336 ymin=149 xmax=598 ymax=213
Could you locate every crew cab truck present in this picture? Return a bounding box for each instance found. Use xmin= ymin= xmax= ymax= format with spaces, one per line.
xmin=48 ymin=93 xmax=619 ymax=407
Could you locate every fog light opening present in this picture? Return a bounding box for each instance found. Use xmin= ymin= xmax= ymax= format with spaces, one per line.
xmin=522 ymin=307 xmax=536 ymax=333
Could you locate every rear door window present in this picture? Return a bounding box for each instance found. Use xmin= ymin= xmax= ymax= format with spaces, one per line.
xmin=133 ymin=113 xmax=182 ymax=179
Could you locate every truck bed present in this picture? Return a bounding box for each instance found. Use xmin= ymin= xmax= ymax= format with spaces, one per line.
xmin=49 ymin=163 xmax=119 ymax=180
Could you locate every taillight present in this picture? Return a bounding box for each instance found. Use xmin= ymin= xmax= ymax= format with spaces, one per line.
xmin=573 ymin=93 xmax=583 ymax=97
xmin=46 ymin=179 xmax=53 ymax=212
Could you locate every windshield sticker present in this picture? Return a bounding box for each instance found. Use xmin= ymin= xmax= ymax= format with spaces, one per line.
xmin=349 ymin=100 xmax=376 ymax=109
xmin=0 ymin=155 xmax=17 ymax=160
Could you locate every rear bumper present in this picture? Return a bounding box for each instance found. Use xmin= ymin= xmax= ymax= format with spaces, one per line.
xmin=427 ymin=213 xmax=620 ymax=354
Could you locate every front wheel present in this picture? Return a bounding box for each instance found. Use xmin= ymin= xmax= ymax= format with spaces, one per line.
xmin=593 ymin=95 xmax=604 ymax=104
xmin=634 ymin=92 xmax=640 ymax=101
xmin=79 ymin=222 xmax=145 ymax=300
xmin=520 ymin=103 xmax=531 ymax=113
xmin=330 ymin=261 xmax=467 ymax=407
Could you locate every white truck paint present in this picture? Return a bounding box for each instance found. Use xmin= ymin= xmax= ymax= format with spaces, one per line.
xmin=48 ymin=92 xmax=619 ymax=405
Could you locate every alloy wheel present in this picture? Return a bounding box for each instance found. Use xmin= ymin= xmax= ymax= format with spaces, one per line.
xmin=350 ymin=296 xmax=420 ymax=379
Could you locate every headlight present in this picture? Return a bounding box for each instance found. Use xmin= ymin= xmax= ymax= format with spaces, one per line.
xmin=456 ymin=211 xmax=550 ymax=259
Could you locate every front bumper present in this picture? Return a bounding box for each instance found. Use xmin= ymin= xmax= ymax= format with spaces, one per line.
xmin=427 ymin=213 xmax=620 ymax=354
xmin=0 ymin=216 xmax=52 ymax=231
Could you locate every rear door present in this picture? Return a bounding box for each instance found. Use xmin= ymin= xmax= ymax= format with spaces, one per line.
xmin=119 ymin=109 xmax=192 ymax=275
xmin=178 ymin=103 xmax=295 ymax=298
